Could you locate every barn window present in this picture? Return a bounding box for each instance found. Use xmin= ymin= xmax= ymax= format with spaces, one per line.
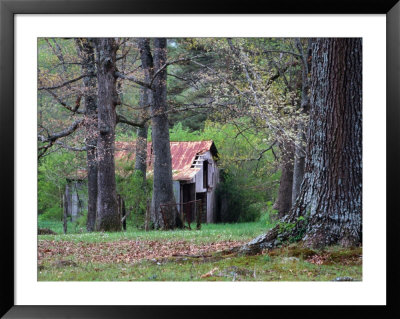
xmin=203 ymin=160 xmax=208 ymax=188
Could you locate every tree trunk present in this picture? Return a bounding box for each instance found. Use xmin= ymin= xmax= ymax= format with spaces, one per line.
xmin=238 ymin=38 xmax=362 ymax=253
xmin=134 ymin=124 xmax=148 ymax=177
xmin=135 ymin=39 xmax=152 ymax=179
xmin=291 ymin=126 xmax=305 ymax=205
xmin=94 ymin=38 xmax=121 ymax=232
xmin=76 ymin=38 xmax=98 ymax=232
xmin=292 ymin=38 xmax=312 ymax=205
xmin=296 ymin=38 xmax=362 ymax=247
xmin=274 ymin=141 xmax=295 ymax=218
xmin=150 ymin=38 xmax=182 ymax=229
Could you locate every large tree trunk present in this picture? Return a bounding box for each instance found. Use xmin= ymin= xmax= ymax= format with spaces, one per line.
xmin=150 ymin=38 xmax=182 ymax=229
xmin=76 ymin=38 xmax=98 ymax=232
xmin=135 ymin=39 xmax=152 ymax=179
xmin=239 ymin=38 xmax=362 ymax=253
xmin=94 ymin=38 xmax=121 ymax=232
xmin=274 ymin=141 xmax=295 ymax=218
xmin=297 ymin=38 xmax=362 ymax=247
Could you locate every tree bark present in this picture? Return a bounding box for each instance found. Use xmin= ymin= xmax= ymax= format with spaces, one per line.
xmin=94 ymin=38 xmax=121 ymax=232
xmin=134 ymin=123 xmax=148 ymax=177
xmin=150 ymin=38 xmax=182 ymax=229
xmin=291 ymin=127 xmax=305 ymax=205
xmin=274 ymin=141 xmax=295 ymax=218
xmin=297 ymin=38 xmax=362 ymax=247
xmin=135 ymin=39 xmax=152 ymax=179
xmin=292 ymin=38 xmax=312 ymax=205
xmin=238 ymin=38 xmax=362 ymax=253
xmin=76 ymin=38 xmax=98 ymax=232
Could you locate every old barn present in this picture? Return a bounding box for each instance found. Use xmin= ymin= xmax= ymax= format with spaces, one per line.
xmin=65 ymin=140 xmax=220 ymax=224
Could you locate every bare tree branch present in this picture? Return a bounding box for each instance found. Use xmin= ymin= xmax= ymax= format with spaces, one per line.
xmin=44 ymin=89 xmax=84 ymax=114
xmin=116 ymin=113 xmax=147 ymax=128
xmin=38 ymin=119 xmax=82 ymax=143
xmin=53 ymin=140 xmax=88 ymax=152
xmin=149 ymin=54 xmax=204 ymax=87
xmin=38 ymin=74 xmax=93 ymax=91
xmin=115 ymin=71 xmax=152 ymax=89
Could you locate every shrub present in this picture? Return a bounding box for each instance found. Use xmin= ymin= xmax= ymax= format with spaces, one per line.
xmin=116 ymin=168 xmax=153 ymax=229
xmin=258 ymin=201 xmax=278 ymax=227
xmin=38 ymin=206 xmax=62 ymax=221
xmin=216 ymin=172 xmax=260 ymax=223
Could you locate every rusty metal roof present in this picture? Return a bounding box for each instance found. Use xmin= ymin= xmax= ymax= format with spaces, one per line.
xmin=115 ymin=140 xmax=216 ymax=181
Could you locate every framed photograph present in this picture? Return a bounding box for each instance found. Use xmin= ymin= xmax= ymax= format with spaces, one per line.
xmin=1 ymin=0 xmax=399 ymax=317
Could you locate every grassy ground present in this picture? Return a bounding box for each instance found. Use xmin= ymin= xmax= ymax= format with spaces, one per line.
xmin=38 ymin=220 xmax=362 ymax=281
xmin=38 ymin=220 xmax=268 ymax=243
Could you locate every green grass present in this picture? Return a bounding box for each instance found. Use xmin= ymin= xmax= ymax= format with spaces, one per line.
xmin=37 ymin=247 xmax=362 ymax=282
xmin=38 ymin=220 xmax=268 ymax=243
xmin=38 ymin=219 xmax=361 ymax=281
xmin=38 ymin=220 xmax=75 ymax=234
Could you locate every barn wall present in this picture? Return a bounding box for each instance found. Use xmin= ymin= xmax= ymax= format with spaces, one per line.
xmin=173 ymin=180 xmax=180 ymax=212
xmin=195 ymin=151 xmax=218 ymax=192
xmin=65 ymin=183 xmax=72 ymax=217
xmin=195 ymin=165 xmax=204 ymax=193
xmin=192 ymin=151 xmax=219 ymax=223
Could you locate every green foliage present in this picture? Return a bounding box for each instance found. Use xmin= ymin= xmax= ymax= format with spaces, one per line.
xmin=216 ymin=172 xmax=260 ymax=222
xmin=258 ymin=201 xmax=278 ymax=227
xmin=38 ymin=207 xmax=63 ymax=222
xmin=73 ymin=211 xmax=88 ymax=233
xmin=277 ymin=220 xmax=296 ymax=234
xmin=289 ymin=216 xmax=308 ymax=243
xmin=277 ymin=215 xmax=309 ymax=243
xmin=116 ymin=165 xmax=153 ymax=229
xmin=38 ymin=150 xmax=85 ymax=220
xmin=169 ymin=122 xmax=201 ymax=141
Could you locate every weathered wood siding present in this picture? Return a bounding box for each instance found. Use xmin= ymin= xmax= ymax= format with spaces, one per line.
xmin=193 ymin=151 xmax=219 ymax=223
xmin=173 ymin=180 xmax=181 ymax=213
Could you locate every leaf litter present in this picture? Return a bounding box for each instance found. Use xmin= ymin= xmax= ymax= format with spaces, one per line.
xmin=38 ymin=239 xmax=245 ymax=265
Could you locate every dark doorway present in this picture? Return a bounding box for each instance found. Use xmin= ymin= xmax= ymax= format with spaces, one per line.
xmin=196 ymin=192 xmax=207 ymax=223
xmin=203 ymin=160 xmax=208 ymax=189
xmin=182 ymin=183 xmax=195 ymax=223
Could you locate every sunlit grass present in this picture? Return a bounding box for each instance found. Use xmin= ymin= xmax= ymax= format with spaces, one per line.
xmin=38 ymin=220 xmax=270 ymax=243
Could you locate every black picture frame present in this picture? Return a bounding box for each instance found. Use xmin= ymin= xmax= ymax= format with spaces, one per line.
xmin=1 ymin=0 xmax=399 ymax=318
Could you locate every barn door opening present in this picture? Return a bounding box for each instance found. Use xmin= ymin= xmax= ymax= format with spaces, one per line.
xmin=182 ymin=183 xmax=195 ymax=224
xmin=203 ymin=160 xmax=208 ymax=189
xmin=196 ymin=192 xmax=207 ymax=223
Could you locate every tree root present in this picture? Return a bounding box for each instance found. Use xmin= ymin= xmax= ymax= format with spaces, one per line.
xmin=224 ymin=226 xmax=282 ymax=256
